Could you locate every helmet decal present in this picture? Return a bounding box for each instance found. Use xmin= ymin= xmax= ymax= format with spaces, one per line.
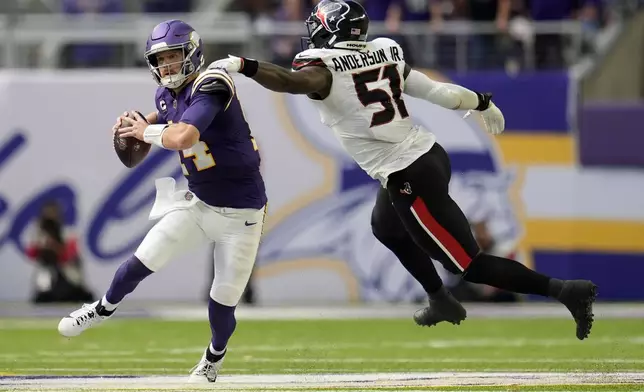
xmin=315 ymin=1 xmax=350 ymax=33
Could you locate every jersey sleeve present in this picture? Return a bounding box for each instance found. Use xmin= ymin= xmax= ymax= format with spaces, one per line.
xmin=292 ymin=49 xmax=327 ymax=71
xmin=191 ymin=69 xmax=235 ymax=110
xmin=181 ymin=91 xmax=228 ymax=134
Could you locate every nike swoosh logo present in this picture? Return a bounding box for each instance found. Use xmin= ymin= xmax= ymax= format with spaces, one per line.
xmin=245 ymin=221 xmax=257 ymax=226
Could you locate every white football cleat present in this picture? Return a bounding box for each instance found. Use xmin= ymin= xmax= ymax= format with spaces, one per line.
xmin=57 ymin=301 xmax=112 ymax=337
xmin=188 ymin=348 xmax=226 ymax=383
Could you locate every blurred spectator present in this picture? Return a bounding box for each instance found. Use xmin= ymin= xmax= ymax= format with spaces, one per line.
xmin=577 ymin=0 xmax=606 ymax=54
xmin=25 ymin=201 xmax=95 ymax=304
xmin=229 ymin=0 xmax=278 ymax=20
xmin=525 ymin=0 xmax=602 ymax=69
xmin=61 ymin=0 xmax=124 ymax=68
xmin=381 ymin=0 xmax=444 ymax=67
xmin=270 ymin=0 xmax=317 ymax=67
xmin=360 ymin=0 xmax=414 ymax=65
xmin=456 ymin=0 xmax=511 ymax=69
xmin=143 ymin=0 xmax=193 ymax=13
xmin=360 ymin=0 xmax=395 ymax=23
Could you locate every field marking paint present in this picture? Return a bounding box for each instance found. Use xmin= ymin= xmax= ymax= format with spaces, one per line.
xmin=1 ymin=372 xmax=643 ymax=391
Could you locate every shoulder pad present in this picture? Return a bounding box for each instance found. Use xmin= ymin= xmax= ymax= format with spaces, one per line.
xmin=370 ymin=37 xmax=398 ymax=48
xmin=292 ymin=49 xmax=330 ymax=71
xmin=192 ymin=69 xmax=235 ymax=109
xmin=370 ymin=38 xmax=404 ymax=59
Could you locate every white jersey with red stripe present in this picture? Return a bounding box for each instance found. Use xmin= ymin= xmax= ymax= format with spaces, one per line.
xmin=292 ymin=38 xmax=436 ymax=186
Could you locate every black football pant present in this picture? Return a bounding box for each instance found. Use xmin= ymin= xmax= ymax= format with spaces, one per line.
xmin=371 ymin=143 xmax=553 ymax=297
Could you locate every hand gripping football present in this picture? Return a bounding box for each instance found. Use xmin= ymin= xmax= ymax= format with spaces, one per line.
xmin=113 ymin=111 xmax=151 ymax=168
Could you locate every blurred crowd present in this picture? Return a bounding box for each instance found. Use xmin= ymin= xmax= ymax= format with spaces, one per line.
xmin=2 ymin=0 xmax=632 ymax=70
xmin=242 ymin=0 xmax=613 ymax=70
xmin=60 ymin=0 xmax=193 ymax=68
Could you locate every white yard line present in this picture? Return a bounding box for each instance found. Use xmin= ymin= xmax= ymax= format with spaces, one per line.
xmin=1 ymin=368 xmax=253 ymax=373
xmin=1 ymin=372 xmax=643 ymax=391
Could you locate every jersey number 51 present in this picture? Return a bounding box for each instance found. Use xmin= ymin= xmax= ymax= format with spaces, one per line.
xmin=352 ymin=64 xmax=409 ymax=128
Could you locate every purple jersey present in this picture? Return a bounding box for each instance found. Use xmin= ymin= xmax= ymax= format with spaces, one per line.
xmin=154 ymin=69 xmax=267 ymax=209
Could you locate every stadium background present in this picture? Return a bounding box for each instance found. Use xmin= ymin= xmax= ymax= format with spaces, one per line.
xmin=0 ymin=0 xmax=642 ymax=303
xmin=2 ymin=1 xmax=644 ymax=391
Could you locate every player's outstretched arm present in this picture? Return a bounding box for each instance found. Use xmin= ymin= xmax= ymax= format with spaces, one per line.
xmin=402 ymin=64 xmax=489 ymax=111
xmin=209 ymin=55 xmax=331 ymax=95
xmin=402 ymin=64 xmax=505 ymax=135
xmin=253 ymin=61 xmax=331 ymax=95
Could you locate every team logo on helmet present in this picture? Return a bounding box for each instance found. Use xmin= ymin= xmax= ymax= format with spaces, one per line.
xmin=315 ymin=1 xmax=350 ymax=33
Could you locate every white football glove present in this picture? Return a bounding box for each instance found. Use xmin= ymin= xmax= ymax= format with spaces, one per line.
xmin=464 ymin=102 xmax=505 ymax=135
xmin=208 ymin=55 xmax=243 ymax=74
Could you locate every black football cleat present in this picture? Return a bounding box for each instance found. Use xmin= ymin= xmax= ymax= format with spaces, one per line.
xmin=413 ymin=292 xmax=467 ymax=327
xmin=557 ymin=280 xmax=598 ymax=340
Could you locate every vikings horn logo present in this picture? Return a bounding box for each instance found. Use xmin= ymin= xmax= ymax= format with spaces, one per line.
xmin=316 ymin=1 xmax=350 ymax=33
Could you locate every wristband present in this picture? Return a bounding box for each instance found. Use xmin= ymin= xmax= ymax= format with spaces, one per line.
xmin=475 ymin=92 xmax=492 ymax=111
xmin=143 ymin=124 xmax=169 ymax=149
xmin=240 ymin=58 xmax=259 ymax=78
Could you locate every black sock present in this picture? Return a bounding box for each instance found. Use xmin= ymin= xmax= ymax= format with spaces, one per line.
xmin=463 ymin=253 xmax=552 ymax=297
xmin=95 ymin=302 xmax=115 ymax=317
xmin=206 ymin=346 xmax=226 ymax=363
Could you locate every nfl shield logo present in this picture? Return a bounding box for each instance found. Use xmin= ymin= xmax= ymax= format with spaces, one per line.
xmin=351 ymin=28 xmax=361 ymax=35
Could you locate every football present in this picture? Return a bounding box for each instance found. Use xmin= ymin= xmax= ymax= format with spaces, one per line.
xmin=113 ymin=111 xmax=151 ymax=168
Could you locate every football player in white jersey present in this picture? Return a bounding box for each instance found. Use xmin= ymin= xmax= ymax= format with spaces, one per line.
xmin=212 ymin=0 xmax=597 ymax=340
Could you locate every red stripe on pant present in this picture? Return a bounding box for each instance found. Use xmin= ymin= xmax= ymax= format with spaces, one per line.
xmin=411 ymin=197 xmax=473 ymax=270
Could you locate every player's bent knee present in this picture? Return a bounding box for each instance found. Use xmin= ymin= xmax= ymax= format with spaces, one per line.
xmin=134 ymin=210 xmax=200 ymax=272
xmin=134 ymin=230 xmax=180 ymax=272
xmin=210 ymin=262 xmax=255 ymax=306
xmin=210 ymin=284 xmax=245 ymax=307
xmin=371 ymin=215 xmax=405 ymax=247
xmin=134 ymin=254 xmax=166 ymax=272
xmin=437 ymin=258 xmax=466 ymax=276
xmin=134 ymin=234 xmax=177 ymax=271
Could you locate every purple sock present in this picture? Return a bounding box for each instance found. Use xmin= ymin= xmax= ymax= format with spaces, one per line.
xmin=208 ymin=298 xmax=237 ymax=353
xmin=104 ymin=255 xmax=153 ymax=305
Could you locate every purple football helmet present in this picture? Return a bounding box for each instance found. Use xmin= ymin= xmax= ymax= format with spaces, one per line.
xmin=144 ymin=20 xmax=204 ymax=89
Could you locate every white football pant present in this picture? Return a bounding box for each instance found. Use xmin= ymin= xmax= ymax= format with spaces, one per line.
xmin=134 ymin=179 xmax=265 ymax=307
